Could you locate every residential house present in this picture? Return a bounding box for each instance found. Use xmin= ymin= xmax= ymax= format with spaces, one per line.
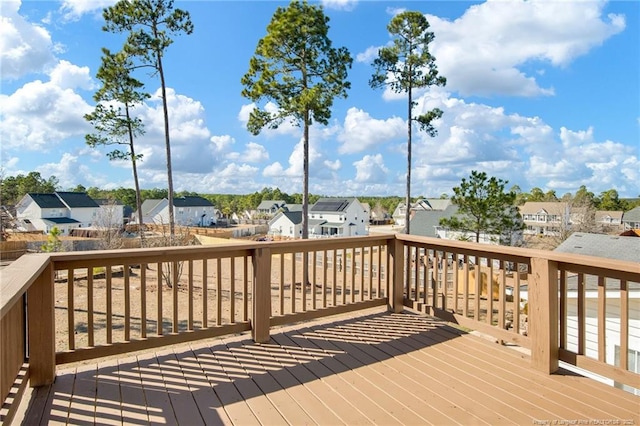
xmin=137 ymin=196 xmax=217 ymax=227
xmin=622 ymin=206 xmax=640 ymax=230
xmin=15 ymin=192 xmax=100 ymax=235
xmin=268 ymin=211 xmax=303 ymax=239
xmin=94 ymin=199 xmax=126 ymax=228
xmin=409 ymin=201 xmax=522 ymax=245
xmin=308 ymin=198 xmax=368 ymax=238
xmin=392 ymin=199 xmax=438 ymax=228
xmin=552 ymin=232 xmax=640 ymax=394
xmin=595 ymin=210 xmax=623 ymax=232
xmin=256 ymin=200 xmax=286 ymax=217
xmin=519 ymin=202 xmax=570 ymax=236
xmin=268 ymin=199 xmax=368 ymax=239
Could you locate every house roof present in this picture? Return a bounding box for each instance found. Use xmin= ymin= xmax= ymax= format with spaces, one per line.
xmin=281 ymin=211 xmax=303 ymax=225
xmin=43 ymin=217 xmax=81 ymax=224
xmin=283 ymin=204 xmax=303 ymax=212
xmin=28 ymin=193 xmax=66 ymax=209
xmin=55 ymin=192 xmax=100 ymax=208
xmin=409 ymin=205 xmax=459 ymax=237
xmin=140 ymin=199 xmax=164 ymax=215
xmin=554 ymin=232 xmax=640 ymax=263
xmin=622 ymin=206 xmax=640 ymax=222
xmin=594 ymin=210 xmax=623 ymax=221
xmin=257 ymin=200 xmax=285 ymax=210
xmin=173 ymin=196 xmax=214 ymax=207
xmin=310 ymin=198 xmax=356 ymax=213
xmin=518 ymin=202 xmax=568 ymax=215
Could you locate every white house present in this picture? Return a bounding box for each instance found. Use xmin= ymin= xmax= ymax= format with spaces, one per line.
xmin=256 ymin=200 xmax=286 ymax=217
xmin=268 ymin=211 xmax=303 ymax=239
xmin=15 ymin=192 xmax=100 ymax=235
xmin=392 ymin=199 xmax=438 ymax=228
xmin=267 ymin=199 xmax=368 ymax=239
xmin=137 ymin=196 xmax=216 ymax=226
xmin=308 ymin=198 xmax=369 ymax=238
xmin=94 ymin=199 xmax=126 ymax=228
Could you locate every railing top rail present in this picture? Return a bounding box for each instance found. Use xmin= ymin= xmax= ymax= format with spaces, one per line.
xmin=1 ymin=253 xmax=50 ymax=319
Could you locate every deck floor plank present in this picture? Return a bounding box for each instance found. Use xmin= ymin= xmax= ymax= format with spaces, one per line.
xmin=16 ymin=309 xmax=640 ymax=426
xmin=438 ymin=328 xmax=640 ymax=418
xmin=219 ymin=337 xmax=289 ymax=426
xmin=136 ymin=353 xmax=179 ymax=425
xmin=117 ymin=355 xmax=151 ymax=425
xmin=94 ymin=359 xmax=122 ymax=425
xmin=289 ymin=324 xmax=460 ymax=426
xmin=297 ymin=320 xmax=497 ymax=425
xmin=270 ymin=332 xmax=374 ymax=425
xmin=418 ymin=328 xmax=630 ymax=420
xmin=223 ymin=341 xmax=318 ymax=425
xmin=246 ymin=342 xmax=345 ymax=425
xmin=177 ymin=344 xmax=234 ymax=426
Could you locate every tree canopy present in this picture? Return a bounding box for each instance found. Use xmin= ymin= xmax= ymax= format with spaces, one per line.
xmin=241 ymin=0 xmax=352 ymax=238
xmin=439 ymin=171 xmax=523 ymax=245
xmin=370 ymin=10 xmax=446 ymax=234
xmin=103 ymin=0 xmax=193 ymax=240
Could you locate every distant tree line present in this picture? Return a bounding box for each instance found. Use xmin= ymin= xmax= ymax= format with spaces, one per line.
xmin=1 ymin=171 xmax=638 ymax=217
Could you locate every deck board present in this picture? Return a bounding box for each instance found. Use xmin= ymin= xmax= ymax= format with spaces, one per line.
xmin=17 ymin=308 xmax=640 ymax=425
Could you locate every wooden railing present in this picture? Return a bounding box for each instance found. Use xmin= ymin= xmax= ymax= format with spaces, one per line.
xmin=1 ymin=234 xmax=638 ymax=421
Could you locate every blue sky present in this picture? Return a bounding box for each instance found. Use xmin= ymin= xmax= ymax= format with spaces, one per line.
xmin=1 ymin=0 xmax=639 ymax=198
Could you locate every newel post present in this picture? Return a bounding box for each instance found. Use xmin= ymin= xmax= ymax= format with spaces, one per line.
xmin=27 ymin=262 xmax=56 ymax=386
xmin=389 ymin=237 xmax=405 ymax=313
xmin=252 ymin=247 xmax=271 ymax=343
xmin=529 ymin=257 xmax=559 ymax=374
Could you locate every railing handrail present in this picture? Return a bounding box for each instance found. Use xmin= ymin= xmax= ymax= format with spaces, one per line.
xmin=0 ymin=253 xmax=50 ymax=318
xmin=1 ymin=233 xmax=638 ymax=411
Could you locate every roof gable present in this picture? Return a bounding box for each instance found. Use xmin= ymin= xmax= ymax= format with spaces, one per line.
xmin=56 ymin=192 xmax=99 ymax=208
xmin=28 ymin=193 xmax=66 ymax=209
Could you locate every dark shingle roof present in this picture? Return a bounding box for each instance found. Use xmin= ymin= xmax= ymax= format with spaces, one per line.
xmin=43 ymin=217 xmax=81 ymax=224
xmin=56 ymin=192 xmax=99 ymax=208
xmin=311 ymin=198 xmax=354 ymax=212
xmin=282 ymin=211 xmax=303 ymax=225
xmin=28 ymin=193 xmax=66 ymax=209
xmin=172 ymin=196 xmax=214 ymax=207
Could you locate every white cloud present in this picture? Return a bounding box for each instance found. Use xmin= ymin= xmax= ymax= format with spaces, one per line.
xmin=0 ymin=0 xmax=56 ymax=80
xmin=237 ymin=101 xmax=301 ymax=138
xmin=355 ymin=46 xmax=380 ymax=64
xmin=337 ymin=107 xmax=405 ymax=154
xmin=49 ymin=60 xmax=95 ymax=90
xmin=38 ymin=152 xmax=105 ymax=189
xmin=427 ymin=1 xmax=625 ymax=97
xmin=241 ymin=142 xmax=269 ymax=163
xmin=0 ymin=79 xmax=93 ymax=151
xmin=353 ymin=154 xmax=388 ymax=183
xmin=59 ymin=0 xmax=117 ymax=21
xmin=321 ymin=0 xmax=358 ymax=11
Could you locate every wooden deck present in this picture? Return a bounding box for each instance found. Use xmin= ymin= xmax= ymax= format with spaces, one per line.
xmin=15 ymin=308 xmax=640 ymax=425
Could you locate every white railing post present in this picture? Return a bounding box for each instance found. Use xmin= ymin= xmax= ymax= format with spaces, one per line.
xmin=252 ymin=247 xmax=271 ymax=343
xmin=27 ymin=262 xmax=56 ymax=386
xmin=529 ymin=257 xmax=559 ymax=373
